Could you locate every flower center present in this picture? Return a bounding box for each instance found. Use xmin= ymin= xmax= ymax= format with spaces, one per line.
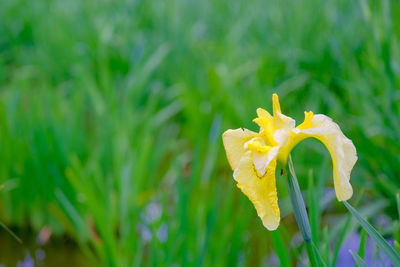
xmin=244 ymin=137 xmax=271 ymax=154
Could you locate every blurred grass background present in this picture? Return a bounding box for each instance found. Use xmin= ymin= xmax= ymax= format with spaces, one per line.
xmin=0 ymin=0 xmax=400 ymax=266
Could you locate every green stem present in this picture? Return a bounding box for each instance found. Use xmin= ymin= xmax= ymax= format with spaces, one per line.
xmin=305 ymin=244 xmax=317 ymax=267
xmin=285 ymin=154 xmax=318 ymax=267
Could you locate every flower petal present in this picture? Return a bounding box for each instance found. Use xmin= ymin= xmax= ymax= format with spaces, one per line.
xmin=233 ymin=151 xmax=280 ymax=230
xmin=291 ymin=114 xmax=357 ymax=201
xmin=256 ymin=107 xmax=273 ymax=121
xmin=253 ymin=108 xmax=276 ymax=146
xmin=272 ymin=93 xmax=281 ymax=115
xmin=244 ymin=137 xmax=279 ymax=176
xmin=252 ymin=146 xmax=280 ymax=176
xmin=271 ymin=94 xmax=296 ymax=131
xmin=274 ymin=112 xmax=296 ymax=131
xmin=222 ymin=128 xmax=258 ymax=170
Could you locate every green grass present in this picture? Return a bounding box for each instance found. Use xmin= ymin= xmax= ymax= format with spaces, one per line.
xmin=0 ymin=0 xmax=400 ymax=266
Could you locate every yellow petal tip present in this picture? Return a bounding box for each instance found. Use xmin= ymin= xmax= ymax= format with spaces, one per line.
xmin=272 ymin=93 xmax=281 ymax=115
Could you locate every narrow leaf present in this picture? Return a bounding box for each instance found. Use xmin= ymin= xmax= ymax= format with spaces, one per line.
xmin=350 ymin=250 xmax=367 ymax=267
xmin=358 ymin=229 xmax=367 ymax=259
xmin=311 ymin=241 xmax=327 ymax=267
xmin=308 ymin=169 xmax=320 ymax=246
xmin=395 ymin=241 xmax=400 ymax=254
xmin=0 ymin=220 xmax=22 ymax=243
xmin=287 ymin=156 xmax=311 ymax=242
xmin=393 ymin=220 xmax=399 ymax=250
xmin=287 ymin=155 xmax=325 ymax=267
xmin=343 ymin=201 xmax=400 ymax=266
xmin=396 ymin=192 xmax=400 ymax=221
xmin=270 ymin=229 xmax=291 ymax=267
xmin=331 ymin=190 xmax=364 ymax=267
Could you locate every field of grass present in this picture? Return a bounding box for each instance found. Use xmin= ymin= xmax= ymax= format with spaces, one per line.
xmin=1 ymin=0 xmax=400 ymax=266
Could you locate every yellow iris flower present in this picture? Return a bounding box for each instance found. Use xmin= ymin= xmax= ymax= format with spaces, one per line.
xmin=222 ymin=93 xmax=357 ymax=230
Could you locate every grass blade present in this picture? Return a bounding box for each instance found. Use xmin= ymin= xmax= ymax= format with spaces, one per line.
xmin=0 ymin=220 xmax=22 ymax=243
xmin=311 ymin=241 xmax=327 ymax=266
xmin=287 ymin=155 xmax=311 ymax=243
xmin=308 ymin=169 xmax=320 ymax=246
xmin=395 ymin=219 xmax=400 ymax=255
xmin=270 ymin=229 xmax=291 ymax=267
xmin=395 ymin=240 xmax=400 ymax=254
xmin=331 ymin=190 xmax=364 ymax=267
xmin=396 ymin=192 xmax=400 ymax=220
xmin=287 ymin=155 xmax=326 ymax=267
xmin=343 ymin=201 xmax=400 ymax=266
xmin=358 ymin=229 xmax=367 ymax=259
xmin=349 ymin=250 xmax=367 ymax=267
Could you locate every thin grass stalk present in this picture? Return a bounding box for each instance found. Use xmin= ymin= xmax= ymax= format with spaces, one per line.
xmin=0 ymin=220 xmax=22 ymax=244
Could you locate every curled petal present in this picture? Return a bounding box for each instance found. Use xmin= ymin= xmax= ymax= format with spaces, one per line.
xmin=252 ymin=152 xmax=270 ymax=176
xmin=244 ymin=137 xmax=279 ymax=176
xmin=233 ymin=151 xmax=280 ymax=230
xmin=252 ymin=147 xmax=279 ymax=176
xmin=222 ymin=128 xmax=258 ymax=170
xmin=291 ymin=114 xmax=357 ymax=201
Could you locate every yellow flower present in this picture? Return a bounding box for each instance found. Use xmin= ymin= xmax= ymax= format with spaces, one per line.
xmin=222 ymin=93 xmax=357 ymax=230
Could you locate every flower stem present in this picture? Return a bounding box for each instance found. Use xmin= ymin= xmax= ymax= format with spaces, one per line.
xmin=286 ymin=154 xmax=318 ymax=267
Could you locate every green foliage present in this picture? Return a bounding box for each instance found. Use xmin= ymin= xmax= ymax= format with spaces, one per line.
xmin=358 ymin=229 xmax=367 ymax=259
xmin=344 ymin=201 xmax=400 ymax=266
xmin=350 ymin=250 xmax=367 ymax=267
xmin=0 ymin=0 xmax=399 ymax=266
xmin=287 ymin=155 xmax=326 ymax=267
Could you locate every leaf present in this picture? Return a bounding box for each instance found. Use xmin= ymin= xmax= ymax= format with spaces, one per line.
xmin=393 ymin=220 xmax=399 ymax=253
xmin=308 ymin=169 xmax=320 ymax=246
xmin=358 ymin=229 xmax=367 ymax=259
xmin=287 ymin=155 xmax=326 ymax=267
xmin=396 ymin=192 xmax=400 ymax=221
xmin=395 ymin=240 xmax=400 ymax=254
xmin=343 ymin=201 xmax=400 ymax=266
xmin=270 ymin=229 xmax=291 ymax=267
xmin=311 ymin=241 xmax=327 ymax=267
xmin=0 ymin=220 xmax=22 ymax=243
xmin=331 ymin=190 xmax=364 ymax=267
xmin=287 ymin=156 xmax=311 ymax=242
xmin=349 ymin=250 xmax=367 ymax=267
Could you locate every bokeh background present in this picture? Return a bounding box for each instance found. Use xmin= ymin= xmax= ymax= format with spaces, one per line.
xmin=1 ymin=0 xmax=400 ymax=266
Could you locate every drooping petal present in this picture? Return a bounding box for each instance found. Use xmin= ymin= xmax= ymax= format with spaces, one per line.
xmin=222 ymin=128 xmax=258 ymax=170
xmin=290 ymin=114 xmax=357 ymax=201
xmin=233 ymin=151 xmax=280 ymax=230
